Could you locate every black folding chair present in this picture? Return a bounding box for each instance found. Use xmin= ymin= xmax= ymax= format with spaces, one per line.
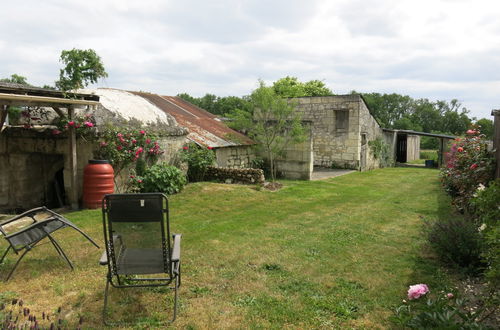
xmin=99 ymin=193 xmax=181 ymax=325
xmin=0 ymin=207 xmax=100 ymax=281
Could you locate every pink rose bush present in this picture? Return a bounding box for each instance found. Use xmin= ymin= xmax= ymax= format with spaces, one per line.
xmin=407 ymin=284 xmax=429 ymax=300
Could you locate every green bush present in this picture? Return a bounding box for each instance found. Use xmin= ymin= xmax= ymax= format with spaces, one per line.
xmin=141 ymin=163 xmax=186 ymax=195
xmin=368 ymin=137 xmax=393 ymax=167
xmin=419 ymin=150 xmax=438 ymax=161
xmin=180 ymin=144 xmax=215 ymax=182
xmin=425 ymin=217 xmax=483 ymax=270
xmin=471 ymin=179 xmax=500 ymax=287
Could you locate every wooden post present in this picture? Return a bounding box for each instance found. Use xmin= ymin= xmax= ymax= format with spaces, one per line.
xmin=0 ymin=105 xmax=7 ymax=132
xmin=492 ymin=109 xmax=500 ymax=179
xmin=68 ymin=106 xmax=79 ymax=210
xmin=438 ymin=138 xmax=445 ymax=167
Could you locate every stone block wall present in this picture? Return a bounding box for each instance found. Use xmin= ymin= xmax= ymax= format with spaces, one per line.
xmin=205 ymin=166 xmax=265 ymax=184
xmin=215 ymin=145 xmax=255 ymax=168
xmin=358 ymin=97 xmax=385 ymax=170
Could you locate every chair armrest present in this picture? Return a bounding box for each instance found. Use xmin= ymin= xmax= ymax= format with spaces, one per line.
xmin=99 ymin=234 xmax=122 ymax=266
xmin=171 ymin=234 xmax=181 ymax=262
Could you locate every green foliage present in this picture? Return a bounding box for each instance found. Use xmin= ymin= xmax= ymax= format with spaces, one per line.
xmin=440 ymin=126 xmax=495 ymax=212
xmin=425 ymin=216 xmax=483 ymax=270
xmin=141 ymin=163 xmax=186 ymax=195
xmin=177 ymin=93 xmax=251 ymax=117
xmin=55 ymin=48 xmax=108 ymax=92
xmin=272 ymin=76 xmax=333 ymax=97
xmin=228 ymin=80 xmax=306 ymax=181
xmin=52 ymin=113 xmax=97 ymax=138
xmin=393 ymin=290 xmax=490 ymax=329
xmin=475 ymin=118 xmax=494 ymax=140
xmin=368 ymin=137 xmax=392 ymax=167
xmin=420 ymin=150 xmax=438 ymax=161
xmin=180 ymin=143 xmax=216 ymax=182
xmin=471 ymin=179 xmax=500 ymax=287
xmin=0 ymin=74 xmax=30 ymax=85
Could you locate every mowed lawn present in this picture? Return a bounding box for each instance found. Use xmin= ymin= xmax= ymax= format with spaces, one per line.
xmin=1 ymin=168 xmax=456 ymax=329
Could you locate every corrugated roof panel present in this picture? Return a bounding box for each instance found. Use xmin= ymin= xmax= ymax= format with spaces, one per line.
xmin=131 ymin=92 xmax=255 ymax=148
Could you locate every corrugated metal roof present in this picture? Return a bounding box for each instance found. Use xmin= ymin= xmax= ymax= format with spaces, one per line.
xmin=131 ymin=92 xmax=255 ymax=148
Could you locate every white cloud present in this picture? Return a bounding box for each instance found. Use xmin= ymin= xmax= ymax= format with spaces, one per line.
xmin=0 ymin=0 xmax=499 ymax=119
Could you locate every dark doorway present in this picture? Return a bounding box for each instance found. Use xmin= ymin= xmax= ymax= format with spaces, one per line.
xmin=396 ymin=134 xmax=407 ymax=163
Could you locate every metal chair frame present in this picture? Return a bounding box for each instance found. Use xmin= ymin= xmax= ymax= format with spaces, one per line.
xmin=100 ymin=193 xmax=181 ymax=325
xmin=0 ymin=207 xmax=100 ymax=281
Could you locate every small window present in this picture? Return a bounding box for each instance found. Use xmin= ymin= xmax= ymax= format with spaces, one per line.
xmin=336 ymin=110 xmax=349 ymax=135
xmin=361 ymin=133 xmax=367 ymax=145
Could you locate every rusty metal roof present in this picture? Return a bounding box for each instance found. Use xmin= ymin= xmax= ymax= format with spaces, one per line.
xmin=131 ymin=92 xmax=254 ymax=148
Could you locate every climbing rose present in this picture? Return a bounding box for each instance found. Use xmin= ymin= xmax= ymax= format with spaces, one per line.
xmin=52 ymin=129 xmax=62 ymax=135
xmin=457 ymin=147 xmax=464 ymax=152
xmin=140 ymin=130 xmax=146 ymax=135
xmin=470 ymin=163 xmax=478 ymax=170
xmin=84 ymin=121 xmax=94 ymax=127
xmin=68 ymin=121 xmax=75 ymax=127
xmin=183 ymin=146 xmax=188 ymax=150
xmin=466 ymin=129 xmax=477 ymax=135
xmin=407 ymin=284 xmax=429 ymax=300
xmin=207 ymin=146 xmax=213 ymax=150
xmin=446 ymin=293 xmax=454 ymax=299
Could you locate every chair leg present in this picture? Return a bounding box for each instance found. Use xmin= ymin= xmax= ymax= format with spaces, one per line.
xmin=46 ymin=234 xmax=74 ymax=270
xmin=5 ymin=249 xmax=30 ymax=281
xmin=103 ymin=276 xmax=111 ymax=326
xmin=0 ymin=245 xmax=12 ymax=264
xmin=171 ymin=274 xmax=179 ymax=323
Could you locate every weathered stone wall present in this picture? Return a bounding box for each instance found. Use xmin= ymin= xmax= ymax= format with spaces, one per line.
xmin=0 ymin=128 xmax=188 ymax=211
xmin=205 ymin=166 xmax=265 ymax=184
xmin=215 ymin=145 xmax=255 ymax=169
xmin=293 ymin=95 xmax=384 ymax=171
xmin=274 ymin=122 xmax=314 ymax=180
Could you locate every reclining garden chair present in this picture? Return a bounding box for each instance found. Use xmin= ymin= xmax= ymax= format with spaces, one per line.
xmin=0 ymin=207 xmax=100 ymax=281
xmin=99 ymin=193 xmax=181 ymax=324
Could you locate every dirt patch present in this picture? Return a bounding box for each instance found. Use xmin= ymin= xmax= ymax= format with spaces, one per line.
xmin=261 ymin=182 xmax=283 ymax=191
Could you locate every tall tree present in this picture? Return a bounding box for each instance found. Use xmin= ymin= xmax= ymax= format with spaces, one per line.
xmin=0 ymin=74 xmax=30 ymax=85
xmin=229 ymin=80 xmax=305 ymax=181
xmin=475 ymin=118 xmax=494 ymax=140
xmin=272 ymin=76 xmax=333 ymax=97
xmin=55 ymin=48 xmax=108 ymax=91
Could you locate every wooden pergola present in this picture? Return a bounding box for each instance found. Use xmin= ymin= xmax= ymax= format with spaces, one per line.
xmin=0 ymin=83 xmax=100 ymax=210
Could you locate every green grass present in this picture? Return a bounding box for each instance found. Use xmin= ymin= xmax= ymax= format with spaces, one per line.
xmin=0 ymin=168 xmax=458 ymax=328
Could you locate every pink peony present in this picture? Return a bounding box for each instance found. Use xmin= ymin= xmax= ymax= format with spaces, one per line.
xmin=407 ymin=284 xmax=429 ymax=300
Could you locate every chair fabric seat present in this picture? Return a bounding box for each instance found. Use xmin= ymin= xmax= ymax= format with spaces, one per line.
xmin=116 ymin=248 xmax=166 ymax=275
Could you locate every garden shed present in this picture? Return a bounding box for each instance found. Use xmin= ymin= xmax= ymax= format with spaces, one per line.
xmin=131 ymin=92 xmax=257 ymax=168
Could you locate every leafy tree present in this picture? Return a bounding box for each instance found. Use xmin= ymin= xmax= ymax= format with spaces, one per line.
xmin=55 ymin=48 xmax=108 ymax=91
xmin=0 ymin=74 xmax=30 ymax=85
xmin=229 ymin=80 xmax=305 ymax=181
xmin=272 ymin=76 xmax=333 ymax=97
xmin=475 ymin=118 xmax=494 ymax=140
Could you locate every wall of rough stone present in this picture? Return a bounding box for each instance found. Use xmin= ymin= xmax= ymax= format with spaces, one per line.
xmin=274 ymin=122 xmax=314 ymax=180
xmin=0 ymin=128 xmax=188 ymax=211
xmin=205 ymin=166 xmax=265 ymax=184
xmin=293 ymin=95 xmax=384 ymax=171
xmin=215 ymin=145 xmax=255 ymax=169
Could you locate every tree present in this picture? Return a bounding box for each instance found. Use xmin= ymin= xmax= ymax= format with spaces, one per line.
xmin=229 ymin=80 xmax=305 ymax=181
xmin=272 ymin=76 xmax=333 ymax=97
xmin=55 ymin=48 xmax=108 ymax=92
xmin=475 ymin=118 xmax=494 ymax=140
xmin=0 ymin=74 xmax=30 ymax=85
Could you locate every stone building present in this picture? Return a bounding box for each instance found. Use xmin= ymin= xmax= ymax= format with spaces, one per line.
xmin=275 ymin=94 xmax=421 ymax=179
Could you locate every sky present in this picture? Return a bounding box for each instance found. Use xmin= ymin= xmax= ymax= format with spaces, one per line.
xmin=1 ymin=0 xmax=499 ymax=120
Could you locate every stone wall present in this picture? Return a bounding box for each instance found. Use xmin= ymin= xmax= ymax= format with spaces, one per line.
xmin=358 ymin=98 xmax=384 ymax=170
xmin=205 ymin=166 xmax=265 ymax=184
xmin=0 ymin=128 xmax=188 ymax=211
xmin=215 ymin=145 xmax=255 ymax=168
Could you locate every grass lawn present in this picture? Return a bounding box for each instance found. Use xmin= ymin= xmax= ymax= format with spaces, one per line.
xmin=0 ymin=167 xmax=457 ymax=329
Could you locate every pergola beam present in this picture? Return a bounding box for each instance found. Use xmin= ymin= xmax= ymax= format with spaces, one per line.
xmin=0 ymin=92 xmax=99 ymax=108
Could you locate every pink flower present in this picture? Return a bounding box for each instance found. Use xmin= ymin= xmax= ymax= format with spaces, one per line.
xmin=52 ymin=129 xmax=62 ymax=135
xmin=137 ymin=179 xmax=143 ymax=183
xmin=135 ymin=147 xmax=143 ymax=155
xmin=145 ymin=139 xmax=151 ymax=144
xmin=100 ymin=142 xmax=108 ymax=147
xmin=446 ymin=293 xmax=454 ymax=299
xmin=117 ymin=133 xmax=123 ymax=137
xmin=132 ymin=139 xmax=137 ymax=144
xmin=207 ymin=146 xmax=213 ymax=150
xmin=466 ymin=129 xmax=477 ymax=135
xmin=470 ymin=163 xmax=478 ymax=170
xmin=140 ymin=130 xmax=146 ymax=135
xmin=183 ymin=146 xmax=188 ymax=150
xmin=84 ymin=121 xmax=94 ymax=127
xmin=68 ymin=121 xmax=75 ymax=127
xmin=130 ymin=175 xmax=135 ymax=178
xmin=457 ymin=147 xmax=464 ymax=152
xmin=117 ymin=145 xmax=123 ymax=151
xmin=407 ymin=284 xmax=429 ymax=300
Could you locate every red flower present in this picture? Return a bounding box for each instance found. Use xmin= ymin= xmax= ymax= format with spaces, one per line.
xmin=117 ymin=145 xmax=123 ymax=151
xmin=135 ymin=147 xmax=143 ymax=155
xmin=145 ymin=139 xmax=151 ymax=144
xmin=470 ymin=163 xmax=478 ymax=170
xmin=68 ymin=121 xmax=75 ymax=127
xmin=84 ymin=121 xmax=94 ymax=127
xmin=140 ymin=130 xmax=146 ymax=135
xmin=466 ymin=129 xmax=477 ymax=135
xmin=132 ymin=139 xmax=137 ymax=144
xmin=130 ymin=175 xmax=135 ymax=178
xmin=137 ymin=179 xmax=143 ymax=183
xmin=183 ymin=146 xmax=188 ymax=150
xmin=457 ymin=147 xmax=464 ymax=152
xmin=207 ymin=146 xmax=213 ymax=150
xmin=117 ymin=133 xmax=123 ymax=137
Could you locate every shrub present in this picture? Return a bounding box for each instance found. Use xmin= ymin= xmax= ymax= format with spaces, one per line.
xmin=471 ymin=179 xmax=500 ymax=287
xmin=420 ymin=150 xmax=438 ymax=161
xmin=440 ymin=126 xmax=495 ymax=212
xmin=180 ymin=144 xmax=215 ymax=182
xmin=425 ymin=217 xmax=483 ymax=270
xmin=141 ymin=163 xmax=186 ymax=195
xmin=368 ymin=137 xmax=393 ymax=167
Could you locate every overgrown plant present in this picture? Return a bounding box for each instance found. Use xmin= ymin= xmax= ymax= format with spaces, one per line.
xmin=368 ymin=137 xmax=392 ymax=167
xmin=142 ymin=163 xmax=186 ymax=195
xmin=180 ymin=144 xmax=215 ymax=182
xmin=440 ymin=126 xmax=494 ymax=212
xmin=228 ymin=80 xmax=305 ymax=181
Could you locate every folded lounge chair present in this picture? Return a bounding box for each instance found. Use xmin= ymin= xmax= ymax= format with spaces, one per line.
xmin=0 ymin=207 xmax=100 ymax=281
xmin=99 ymin=193 xmax=181 ymax=324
